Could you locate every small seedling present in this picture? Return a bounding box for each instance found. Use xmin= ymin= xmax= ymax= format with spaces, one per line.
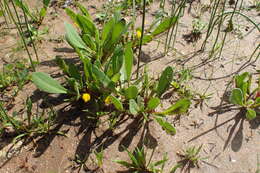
xmin=114 ymin=147 xmax=168 ymax=173
xmin=183 ymin=19 xmax=206 ymax=43
xmin=193 ymin=92 xmax=213 ymax=109
xmin=0 ymin=98 xmax=57 ymax=142
xmin=229 ymin=72 xmax=260 ymax=120
xmin=177 ymin=145 xmax=205 ymax=171
xmin=0 ymin=61 xmax=30 ymax=93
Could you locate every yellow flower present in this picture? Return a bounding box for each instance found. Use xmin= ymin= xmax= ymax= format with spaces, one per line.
xmin=82 ymin=93 xmax=91 ymax=103
xmin=104 ymin=96 xmax=111 ymax=104
xmin=136 ymin=30 xmax=142 ymax=39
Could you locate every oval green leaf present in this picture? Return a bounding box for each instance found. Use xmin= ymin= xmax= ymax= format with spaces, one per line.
xmin=124 ymin=85 xmax=138 ymax=100
xmin=109 ymin=95 xmax=124 ymax=111
xmin=229 ymin=88 xmax=244 ymax=106
xmin=32 ymin=72 xmax=67 ymax=94
xmin=155 ymin=117 xmax=176 ymax=135
xmin=152 ymin=16 xmax=178 ymax=36
xmin=156 ymin=66 xmax=173 ymax=97
xmin=158 ymin=98 xmax=191 ymax=115
xmin=65 ymin=22 xmax=87 ymax=50
xmin=147 ymin=97 xmax=160 ymax=111
xmin=129 ymin=99 xmax=139 ymax=115
xmin=246 ymin=108 xmax=256 ymax=120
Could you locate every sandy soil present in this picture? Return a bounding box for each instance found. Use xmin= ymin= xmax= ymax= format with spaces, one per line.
xmin=0 ymin=0 xmax=259 ymax=173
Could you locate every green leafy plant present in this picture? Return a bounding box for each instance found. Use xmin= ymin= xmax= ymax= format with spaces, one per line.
xmin=114 ymin=147 xmax=169 ymax=173
xmin=183 ymin=19 xmax=206 ymax=43
xmin=14 ymin=0 xmax=51 ymax=26
xmin=0 ymin=61 xmax=30 ymax=93
xmin=31 ymin=3 xmax=191 ymax=135
xmin=229 ymin=72 xmax=260 ymax=120
xmin=176 ymin=145 xmax=205 ymax=171
xmin=24 ymin=25 xmax=49 ymax=45
xmin=0 ymin=98 xmax=57 ymax=142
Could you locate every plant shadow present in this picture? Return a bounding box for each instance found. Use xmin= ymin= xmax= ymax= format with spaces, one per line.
xmin=0 ymin=92 xmax=159 ymax=172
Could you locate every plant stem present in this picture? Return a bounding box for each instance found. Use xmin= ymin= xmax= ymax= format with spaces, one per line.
xmin=201 ymin=0 xmax=221 ymax=51
xmin=218 ymin=0 xmax=240 ymax=58
xmin=209 ymin=0 xmax=227 ymax=58
xmin=136 ymin=0 xmax=146 ymax=78
xmin=6 ymin=0 xmax=36 ymax=71
xmin=21 ymin=4 xmax=39 ymax=63
xmin=0 ymin=0 xmax=9 ymax=29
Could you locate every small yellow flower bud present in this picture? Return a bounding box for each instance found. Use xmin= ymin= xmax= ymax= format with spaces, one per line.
xmin=136 ymin=30 xmax=142 ymax=39
xmin=82 ymin=93 xmax=91 ymax=103
xmin=104 ymin=96 xmax=111 ymax=104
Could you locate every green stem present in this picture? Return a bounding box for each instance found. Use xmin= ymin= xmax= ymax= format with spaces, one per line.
xmin=218 ymin=0 xmax=240 ymax=58
xmin=21 ymin=4 xmax=39 ymax=63
xmin=209 ymin=0 xmax=227 ymax=58
xmin=0 ymin=0 xmax=9 ymax=29
xmin=136 ymin=0 xmax=146 ymax=78
xmin=201 ymin=0 xmax=221 ymax=51
xmin=7 ymin=0 xmax=36 ymax=71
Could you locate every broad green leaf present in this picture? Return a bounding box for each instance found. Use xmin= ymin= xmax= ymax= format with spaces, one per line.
xmin=32 ymin=72 xmax=67 ymax=94
xmin=92 ymin=64 xmax=115 ymax=90
xmin=124 ymin=42 xmax=133 ymax=82
xmin=55 ymin=56 xmax=69 ymax=74
xmin=158 ymin=98 xmax=191 ymax=115
xmin=43 ymin=0 xmax=51 ymax=7
xmin=55 ymin=56 xmax=81 ymax=81
xmin=76 ymin=2 xmax=92 ymax=20
xmin=111 ymin=19 xmax=126 ymax=43
xmin=156 ymin=66 xmax=173 ymax=97
xmin=147 ymin=97 xmax=160 ymax=110
xmin=229 ymin=88 xmax=244 ymax=106
xmin=129 ymin=99 xmax=139 ymax=115
xmin=235 ymin=72 xmax=249 ymax=89
xmin=142 ymin=34 xmax=153 ymax=45
xmin=0 ymin=10 xmax=3 ymax=17
xmin=65 ymin=22 xmax=87 ymax=50
xmin=155 ymin=117 xmax=176 ymax=135
xmin=82 ymin=34 xmax=96 ymax=50
xmin=68 ymin=63 xmax=81 ymax=81
xmin=110 ymin=47 xmax=124 ymax=75
xmin=111 ymin=73 xmax=121 ymax=83
xmin=246 ymin=108 xmax=256 ymax=120
xmin=101 ymin=18 xmax=115 ymax=43
xmin=103 ymin=19 xmax=126 ymax=52
xmin=65 ymin=8 xmax=77 ymax=23
xmin=67 ymin=78 xmax=80 ymax=99
xmin=76 ymin=15 xmax=97 ymax=37
xmin=235 ymin=72 xmax=250 ymax=96
xmin=109 ymin=95 xmax=124 ymax=111
xmin=80 ymin=56 xmax=92 ymax=82
xmin=152 ymin=16 xmax=178 ymax=36
xmin=124 ymin=85 xmax=138 ymax=99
